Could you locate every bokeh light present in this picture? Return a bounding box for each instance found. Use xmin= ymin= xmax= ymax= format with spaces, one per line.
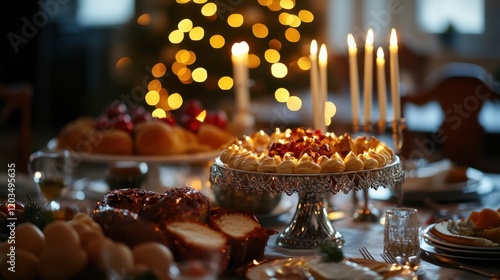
xmin=145 ymin=90 xmax=160 ymax=106
xmin=209 ymin=35 xmax=225 ymax=48
xmin=201 ymin=3 xmax=217 ymax=17
xmin=189 ymin=26 xmax=205 ymax=41
xmin=178 ymin=19 xmax=193 ymax=32
xmin=152 ymin=108 xmax=167 ymax=118
xmin=137 ymin=14 xmax=151 ymax=25
xmin=168 ymin=30 xmax=184 ymax=44
xmin=285 ymin=27 xmax=300 ymax=42
xmin=271 ymin=62 xmax=288 ymax=78
xmin=192 ymin=67 xmax=208 ymax=82
xmin=287 ymin=96 xmax=302 ymax=111
xmin=252 ymin=23 xmax=269 ymax=38
xmin=275 ymin=88 xmax=290 ymax=102
xmin=152 ymin=63 xmax=167 ymax=77
xmin=116 ymin=57 xmax=132 ymax=69
xmin=264 ymin=49 xmax=280 ymax=63
xmin=228 ymin=14 xmax=244 ymax=27
xmin=325 ymin=101 xmax=337 ymax=117
xmin=148 ymin=79 xmax=162 ymax=91
xmin=218 ymin=76 xmax=233 ymax=90
xmin=168 ymin=93 xmax=183 ymax=109
xmin=248 ymin=54 xmax=261 ymax=68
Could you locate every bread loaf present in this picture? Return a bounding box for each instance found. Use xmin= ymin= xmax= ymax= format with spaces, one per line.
xmin=134 ymin=121 xmax=187 ymax=155
xmin=209 ymin=209 xmax=276 ymax=268
xmin=165 ymin=221 xmax=230 ymax=274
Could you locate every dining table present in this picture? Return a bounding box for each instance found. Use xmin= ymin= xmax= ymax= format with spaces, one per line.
xmin=3 ymin=156 xmax=500 ymax=280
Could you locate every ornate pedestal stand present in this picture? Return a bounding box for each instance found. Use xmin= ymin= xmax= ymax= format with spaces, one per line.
xmin=210 ymin=156 xmax=405 ymax=249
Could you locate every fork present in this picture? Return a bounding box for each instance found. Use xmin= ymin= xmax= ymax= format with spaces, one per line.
xmin=380 ymin=252 xmax=400 ymax=264
xmin=359 ymin=246 xmax=376 ymax=260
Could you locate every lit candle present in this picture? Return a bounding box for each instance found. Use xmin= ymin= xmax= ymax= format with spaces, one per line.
xmin=389 ymin=28 xmax=401 ymax=121
xmin=318 ymin=44 xmax=328 ymax=132
xmin=347 ymin=33 xmax=360 ymax=130
xmin=231 ymin=41 xmax=250 ymax=114
xmin=376 ymin=47 xmax=387 ymax=124
xmin=363 ymin=28 xmax=374 ymax=128
xmin=309 ymin=39 xmax=320 ymax=130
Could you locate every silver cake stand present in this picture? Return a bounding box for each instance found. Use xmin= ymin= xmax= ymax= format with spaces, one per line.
xmin=209 ymin=156 xmax=405 ymax=249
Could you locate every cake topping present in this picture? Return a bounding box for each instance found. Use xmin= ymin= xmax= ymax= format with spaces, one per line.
xmin=219 ymin=128 xmax=395 ymax=174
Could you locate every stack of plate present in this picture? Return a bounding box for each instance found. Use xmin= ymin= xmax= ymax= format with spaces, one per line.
xmin=421 ymin=224 xmax=500 ymax=261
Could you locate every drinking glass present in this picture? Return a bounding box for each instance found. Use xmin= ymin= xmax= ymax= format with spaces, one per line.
xmin=383 ymin=207 xmax=421 ymax=270
xmin=28 ymin=150 xmax=73 ymax=210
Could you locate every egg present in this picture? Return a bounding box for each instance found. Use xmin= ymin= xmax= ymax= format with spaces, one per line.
xmin=1 ymin=249 xmax=39 ymax=280
xmin=100 ymin=241 xmax=134 ymax=274
xmin=15 ymin=223 xmax=45 ymax=256
xmin=132 ymin=242 xmax=174 ymax=280
xmin=43 ymin=220 xmax=80 ymax=248
xmin=86 ymin=236 xmax=112 ymax=267
xmin=38 ymin=246 xmax=88 ymax=280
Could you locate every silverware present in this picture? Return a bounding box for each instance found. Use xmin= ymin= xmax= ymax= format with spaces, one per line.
xmin=359 ymin=246 xmax=376 ymax=260
xmin=380 ymin=252 xmax=400 ymax=264
xmin=426 ymin=252 xmax=499 ymax=279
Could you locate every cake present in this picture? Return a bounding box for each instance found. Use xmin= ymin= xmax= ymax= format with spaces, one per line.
xmin=219 ymin=128 xmax=395 ymax=174
xmin=209 ymin=209 xmax=276 ymax=268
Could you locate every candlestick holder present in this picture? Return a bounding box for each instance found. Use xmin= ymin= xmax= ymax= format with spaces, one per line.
xmin=231 ymin=111 xmax=255 ymax=136
xmin=352 ymin=119 xmax=360 ymax=134
xmin=378 ymin=120 xmax=387 ymax=135
xmin=391 ymin=118 xmax=406 ymax=155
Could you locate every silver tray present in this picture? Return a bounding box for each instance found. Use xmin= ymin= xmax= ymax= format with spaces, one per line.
xmin=209 ymin=156 xmax=405 ymax=249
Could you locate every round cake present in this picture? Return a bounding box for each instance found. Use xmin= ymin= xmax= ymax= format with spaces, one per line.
xmin=218 ymin=128 xmax=395 ymax=174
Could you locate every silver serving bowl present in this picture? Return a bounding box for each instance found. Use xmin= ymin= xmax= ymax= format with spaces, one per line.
xmin=212 ymin=184 xmax=281 ymax=214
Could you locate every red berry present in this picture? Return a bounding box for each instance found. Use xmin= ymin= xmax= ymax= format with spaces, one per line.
xmin=183 ymin=118 xmax=201 ymax=132
xmin=112 ymin=114 xmax=134 ymax=134
xmin=182 ymin=100 xmax=204 ymax=117
xmin=96 ymin=115 xmax=113 ymax=130
xmin=106 ymin=102 xmax=127 ymax=119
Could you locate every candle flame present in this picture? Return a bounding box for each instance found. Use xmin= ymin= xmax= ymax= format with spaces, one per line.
xmin=231 ymin=41 xmax=249 ymax=56
xmin=377 ymin=47 xmax=384 ymax=59
xmin=390 ymin=28 xmax=398 ymax=46
xmin=347 ymin=33 xmax=356 ymax=49
xmin=319 ymin=44 xmax=327 ymax=65
xmin=310 ymin=39 xmax=318 ymax=56
xmin=366 ymin=28 xmax=374 ymax=46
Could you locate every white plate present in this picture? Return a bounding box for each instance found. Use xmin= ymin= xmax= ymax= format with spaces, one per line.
xmin=423 ymin=237 xmax=500 ymax=257
xmin=420 ymin=240 xmax=500 ymax=261
xmin=47 ymin=138 xmax=220 ymax=164
xmin=421 ymin=224 xmax=500 ymax=251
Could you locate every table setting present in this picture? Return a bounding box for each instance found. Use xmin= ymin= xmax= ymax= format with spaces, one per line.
xmin=2 ymin=17 xmax=500 ymax=280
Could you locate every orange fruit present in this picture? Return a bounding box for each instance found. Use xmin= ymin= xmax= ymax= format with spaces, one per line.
xmin=475 ymin=208 xmax=500 ymax=229
xmin=468 ymin=211 xmax=479 ymax=224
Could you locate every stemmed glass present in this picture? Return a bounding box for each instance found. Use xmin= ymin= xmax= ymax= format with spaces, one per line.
xmin=28 ymin=150 xmax=73 ymax=210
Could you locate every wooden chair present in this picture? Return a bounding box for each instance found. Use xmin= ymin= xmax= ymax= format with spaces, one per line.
xmin=401 ymin=63 xmax=498 ymax=167
xmin=0 ymin=84 xmax=32 ymax=173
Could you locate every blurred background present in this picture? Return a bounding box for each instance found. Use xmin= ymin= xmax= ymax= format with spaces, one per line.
xmin=1 ymin=0 xmax=500 ymax=172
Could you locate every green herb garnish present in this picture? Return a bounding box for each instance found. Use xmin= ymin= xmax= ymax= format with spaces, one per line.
xmin=318 ymin=239 xmax=345 ymax=263
xmin=23 ymin=194 xmax=54 ymax=230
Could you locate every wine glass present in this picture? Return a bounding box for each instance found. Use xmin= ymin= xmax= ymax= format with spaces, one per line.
xmin=28 ymin=150 xmax=73 ymax=210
